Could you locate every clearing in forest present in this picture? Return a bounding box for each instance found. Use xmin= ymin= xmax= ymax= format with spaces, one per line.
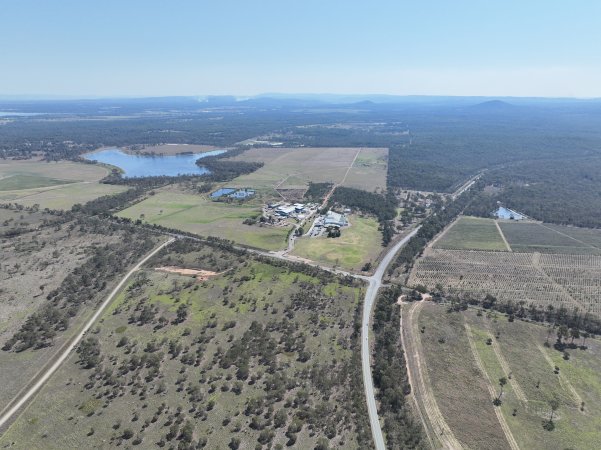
xmin=414 ymin=302 xmax=601 ymax=450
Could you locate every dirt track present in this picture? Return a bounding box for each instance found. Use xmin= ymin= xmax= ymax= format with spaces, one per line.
xmin=464 ymin=323 xmax=520 ymax=450
xmin=400 ymin=301 xmax=463 ymax=449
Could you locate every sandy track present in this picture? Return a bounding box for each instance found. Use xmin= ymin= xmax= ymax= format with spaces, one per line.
xmin=494 ymin=221 xmax=512 ymax=252
xmin=487 ymin=332 xmax=527 ymax=403
xmin=401 ymin=301 xmax=463 ymax=449
xmin=464 ymin=323 xmax=520 ymax=450
xmin=536 ymin=344 xmax=583 ymax=407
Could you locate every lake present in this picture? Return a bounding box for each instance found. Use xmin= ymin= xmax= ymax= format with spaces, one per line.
xmin=84 ymin=148 xmax=226 ymax=178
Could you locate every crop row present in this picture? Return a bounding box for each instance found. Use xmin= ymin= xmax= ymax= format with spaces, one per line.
xmin=410 ymin=249 xmax=601 ymax=314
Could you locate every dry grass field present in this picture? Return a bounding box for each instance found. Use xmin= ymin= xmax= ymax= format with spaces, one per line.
xmin=0 ymin=208 xmax=139 ymax=409
xmin=414 ymin=302 xmax=601 ymax=450
xmin=0 ymin=160 xmax=126 ymax=209
xmin=1 ymin=241 xmax=368 ymax=449
xmin=227 ymin=147 xmax=388 ymax=192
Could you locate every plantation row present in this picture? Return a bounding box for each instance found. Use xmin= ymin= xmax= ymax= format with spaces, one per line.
xmin=410 ymin=249 xmax=601 ymax=314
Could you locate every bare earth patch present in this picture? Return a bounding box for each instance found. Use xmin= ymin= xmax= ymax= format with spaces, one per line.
xmin=154 ymin=266 xmax=222 ymax=281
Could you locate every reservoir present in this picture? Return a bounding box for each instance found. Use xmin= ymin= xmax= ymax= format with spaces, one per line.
xmin=84 ymin=148 xmax=225 ymax=178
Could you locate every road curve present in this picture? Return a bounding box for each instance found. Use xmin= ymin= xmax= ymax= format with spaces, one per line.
xmin=0 ymin=238 xmax=174 ymax=431
xmin=362 ymin=227 xmax=420 ymax=450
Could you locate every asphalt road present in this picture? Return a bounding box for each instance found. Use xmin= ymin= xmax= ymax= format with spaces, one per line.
xmin=361 ymin=227 xmax=420 ymax=450
xmin=0 ymin=238 xmax=174 ymax=431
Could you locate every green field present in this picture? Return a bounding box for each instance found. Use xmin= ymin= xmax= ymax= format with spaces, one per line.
xmin=228 ymin=147 xmax=388 ymax=192
xmin=291 ymin=215 xmax=382 ymax=271
xmin=1 ymin=241 xmax=368 ymax=449
xmin=435 ymin=216 xmax=509 ymax=251
xmin=117 ymin=190 xmax=290 ymax=251
xmin=0 ymin=160 xmax=126 ymax=209
xmin=500 ymin=222 xmax=601 ymax=254
xmin=416 ymin=302 xmax=601 ymax=450
xmin=0 ymin=173 xmax=73 ymax=191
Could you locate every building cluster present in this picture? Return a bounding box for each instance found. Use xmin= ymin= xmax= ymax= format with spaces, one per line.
xmin=210 ymin=188 xmax=256 ymax=200
xmin=494 ymin=206 xmax=526 ymax=221
xmin=269 ymin=202 xmax=309 ymax=220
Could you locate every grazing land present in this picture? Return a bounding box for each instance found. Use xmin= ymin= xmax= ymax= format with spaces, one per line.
xmin=413 ymin=302 xmax=601 ymax=450
xmin=434 ymin=216 xmax=509 ymax=251
xmin=291 ymin=215 xmax=383 ymax=271
xmin=0 ymin=160 xmax=126 ymax=209
xmin=0 ymin=207 xmax=159 ymax=411
xmin=227 ymin=147 xmax=388 ymax=192
xmin=117 ymin=189 xmax=291 ymax=251
xmin=1 ymin=240 xmax=370 ymax=449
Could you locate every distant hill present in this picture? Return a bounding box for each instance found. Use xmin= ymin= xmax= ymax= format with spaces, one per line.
xmin=469 ymin=99 xmax=517 ymax=111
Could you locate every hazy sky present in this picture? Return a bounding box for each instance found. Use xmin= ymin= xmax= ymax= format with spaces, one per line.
xmin=2 ymin=0 xmax=601 ymax=97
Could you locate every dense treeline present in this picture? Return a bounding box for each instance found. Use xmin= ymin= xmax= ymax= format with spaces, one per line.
xmin=304 ymin=182 xmax=333 ymax=201
xmin=330 ymin=186 xmax=397 ymax=245
xmin=72 ymin=188 xmax=145 ymax=216
xmin=196 ymin=147 xmax=263 ymax=182
xmin=387 ymin=108 xmax=601 ymax=193
xmin=373 ymin=286 xmax=425 ymax=449
xmin=391 ymin=187 xmax=479 ymax=272
xmin=466 ymin=157 xmax=601 ymax=228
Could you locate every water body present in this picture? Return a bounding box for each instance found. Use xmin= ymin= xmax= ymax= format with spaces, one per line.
xmin=84 ymin=148 xmax=226 ymax=178
xmin=0 ymin=111 xmax=44 ymax=117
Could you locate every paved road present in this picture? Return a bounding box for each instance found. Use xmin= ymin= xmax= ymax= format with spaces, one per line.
xmin=361 ymin=227 xmax=420 ymax=450
xmin=0 ymin=238 xmax=174 ymax=431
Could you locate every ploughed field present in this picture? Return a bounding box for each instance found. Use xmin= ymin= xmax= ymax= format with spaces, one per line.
xmin=411 ymin=302 xmax=601 ymax=450
xmin=227 ymin=146 xmax=388 ymax=193
xmin=412 ymin=216 xmax=601 ymax=314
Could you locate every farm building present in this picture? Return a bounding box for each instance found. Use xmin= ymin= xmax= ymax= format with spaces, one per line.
xmin=276 ymin=205 xmax=296 ymax=217
xmin=324 ymin=211 xmax=347 ymax=228
xmin=229 ymin=188 xmax=255 ymax=199
xmin=495 ymin=206 xmax=526 ymax=221
xmin=210 ymin=188 xmax=236 ymax=199
xmin=211 ymin=187 xmax=255 ymax=200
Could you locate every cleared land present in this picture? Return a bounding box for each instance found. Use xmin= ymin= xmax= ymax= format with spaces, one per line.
xmin=434 ymin=216 xmax=509 ymax=251
xmin=227 ymin=147 xmax=388 ymax=192
xmin=117 ymin=190 xmax=290 ymax=251
xmin=291 ymin=215 xmax=383 ymax=271
xmin=0 ymin=160 xmax=126 ymax=209
xmin=409 ymin=249 xmax=601 ymax=313
xmin=1 ymin=241 xmax=369 ymax=449
xmin=499 ymin=222 xmax=601 ymax=255
xmin=415 ymin=302 xmax=601 ymax=450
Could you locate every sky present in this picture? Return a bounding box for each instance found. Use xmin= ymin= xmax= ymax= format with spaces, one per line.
xmin=2 ymin=0 xmax=601 ymax=98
